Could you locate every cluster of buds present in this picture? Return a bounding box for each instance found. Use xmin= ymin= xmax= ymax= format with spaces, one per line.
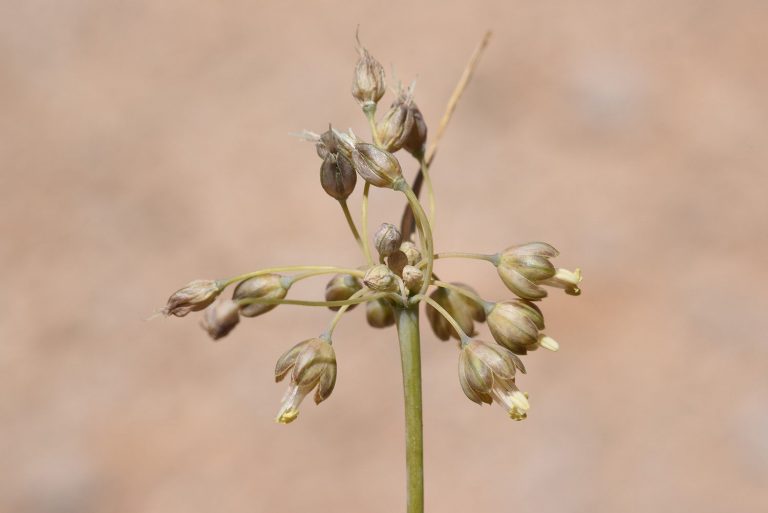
xmin=160 ymin=35 xmax=581 ymax=424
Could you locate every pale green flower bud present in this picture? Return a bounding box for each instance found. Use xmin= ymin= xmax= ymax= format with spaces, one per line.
xmin=401 ymin=265 xmax=424 ymax=293
xmin=399 ymin=241 xmax=422 ymax=266
xmin=458 ymin=339 xmax=529 ymax=421
xmin=374 ymin=223 xmax=402 ymax=258
xmin=324 ymin=274 xmax=363 ymax=311
xmin=496 ymin=242 xmax=559 ymax=300
xmin=163 ymin=279 xmax=220 ymax=317
xmin=366 ymin=298 xmax=395 ymax=328
xmin=486 ymin=299 xmax=558 ymax=355
xmin=200 ymin=299 xmax=240 ymax=340
xmin=363 ymin=264 xmax=398 ymax=292
xmin=275 ymin=337 xmax=337 ymax=424
xmin=233 ymin=274 xmax=290 ymax=317
xmin=351 ymin=143 xmax=403 ymax=188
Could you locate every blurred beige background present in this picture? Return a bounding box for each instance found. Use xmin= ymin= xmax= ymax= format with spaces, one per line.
xmin=2 ymin=1 xmax=767 ymax=512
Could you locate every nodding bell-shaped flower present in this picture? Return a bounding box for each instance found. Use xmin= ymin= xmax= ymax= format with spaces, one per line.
xmin=458 ymin=339 xmax=530 ymax=421
xmin=201 ymin=299 xmax=240 ymax=340
xmin=232 ymin=274 xmax=290 ymax=317
xmin=486 ymin=299 xmax=559 ymax=355
xmin=163 ymin=279 xmax=220 ymax=317
xmin=351 ymin=143 xmax=403 ymax=188
xmin=275 ymin=337 xmax=337 ymax=424
xmin=495 ymin=242 xmax=560 ymax=300
xmin=325 ymin=274 xmax=363 ymax=311
xmin=351 ymin=39 xmax=386 ymax=108
xmin=426 ymin=283 xmax=486 ymax=341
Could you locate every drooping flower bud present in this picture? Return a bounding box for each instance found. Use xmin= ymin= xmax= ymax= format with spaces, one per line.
xmin=366 ymin=298 xmax=395 ymax=328
xmin=324 ymin=274 xmax=363 ymax=311
xmin=458 ymin=339 xmax=530 ymax=421
xmin=232 ymin=274 xmax=290 ymax=317
xmin=401 ymin=265 xmax=423 ymax=293
xmin=351 ymin=41 xmax=386 ymax=108
xmin=374 ymin=223 xmax=402 ymax=258
xmin=425 ymin=283 xmax=485 ymax=341
xmin=363 ymin=264 xmax=398 ymax=292
xmin=275 ymin=337 xmax=337 ymax=424
xmin=486 ymin=299 xmax=558 ymax=355
xmin=399 ymin=241 xmax=422 ymax=266
xmin=351 ymin=143 xmax=402 ymax=188
xmin=320 ymin=153 xmax=357 ymax=200
xmin=162 ymin=279 xmax=220 ymax=317
xmin=200 ymin=299 xmax=240 ymax=340
xmin=495 ymin=242 xmax=559 ymax=300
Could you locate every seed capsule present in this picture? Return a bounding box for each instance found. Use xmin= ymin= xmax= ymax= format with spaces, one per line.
xmin=163 ymin=279 xmax=220 ymax=317
xmin=401 ymin=265 xmax=424 ymax=293
xmin=200 ymin=299 xmax=240 ymax=340
xmin=324 ymin=274 xmax=363 ymax=311
xmin=363 ymin=264 xmax=398 ymax=292
xmin=275 ymin=337 xmax=337 ymax=424
xmin=374 ymin=223 xmax=402 ymax=258
xmin=399 ymin=241 xmax=422 ymax=266
xmin=351 ymin=41 xmax=386 ymax=107
xmin=320 ymin=153 xmax=357 ymax=200
xmin=366 ymin=298 xmax=395 ymax=328
xmin=233 ymin=274 xmax=290 ymax=317
xmin=351 ymin=143 xmax=403 ymax=188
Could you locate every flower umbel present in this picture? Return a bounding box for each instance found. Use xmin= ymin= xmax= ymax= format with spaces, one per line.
xmin=275 ymin=337 xmax=337 ymax=424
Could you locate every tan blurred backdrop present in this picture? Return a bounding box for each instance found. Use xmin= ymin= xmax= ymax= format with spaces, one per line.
xmin=2 ymin=1 xmax=767 ymax=512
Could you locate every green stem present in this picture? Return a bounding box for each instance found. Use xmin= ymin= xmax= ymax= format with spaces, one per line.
xmin=397 ymin=182 xmax=434 ymax=298
xmin=339 ymin=199 xmax=365 ymax=253
xmin=361 ymin=182 xmax=374 ymax=266
xmin=433 ymin=252 xmax=495 ymax=262
xmin=236 ymin=293 xmax=387 ymax=309
xmin=395 ymin=305 xmax=424 ymax=513
xmin=218 ymin=266 xmax=365 ymax=289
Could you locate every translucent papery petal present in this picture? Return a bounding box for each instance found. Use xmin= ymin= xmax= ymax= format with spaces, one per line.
xmin=488 ymin=304 xmax=539 ymax=349
xmin=292 ymin=342 xmax=334 ymax=387
xmin=276 ymin=383 xmax=312 ymax=424
xmin=314 ymin=361 xmax=337 ymax=404
xmin=275 ymin=340 xmax=309 ymax=382
xmin=459 ymin=352 xmax=490 ymax=405
xmin=490 ymin=378 xmax=530 ymax=418
xmin=459 ymin=349 xmax=492 ymax=404
xmin=504 ymin=242 xmax=559 ymax=258
xmin=514 ymin=299 xmax=545 ymax=329
xmin=476 ymin=342 xmax=520 ymax=379
xmin=498 ymin=266 xmax=547 ymax=300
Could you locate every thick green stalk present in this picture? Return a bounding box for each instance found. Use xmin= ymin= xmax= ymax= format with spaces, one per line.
xmin=395 ymin=305 xmax=424 ymax=513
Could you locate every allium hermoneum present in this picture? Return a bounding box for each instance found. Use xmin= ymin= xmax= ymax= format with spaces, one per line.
xmin=161 ymin=36 xmax=581 ymax=425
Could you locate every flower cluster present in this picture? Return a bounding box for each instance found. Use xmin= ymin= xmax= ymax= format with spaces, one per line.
xmin=161 ymin=36 xmax=581 ymax=424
